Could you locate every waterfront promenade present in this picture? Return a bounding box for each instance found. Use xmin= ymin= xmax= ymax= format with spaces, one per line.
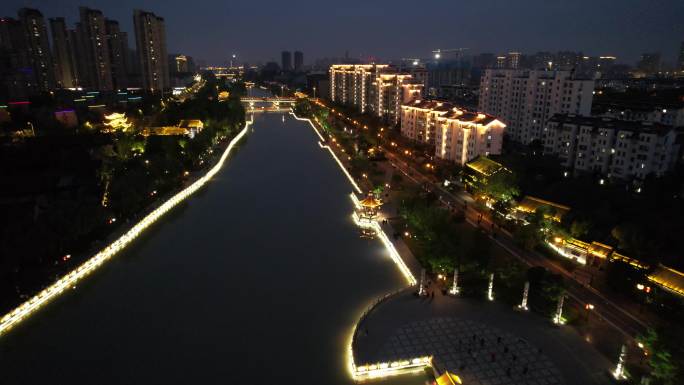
xmin=306 ymin=113 xmax=619 ymax=385
xmin=353 ymin=288 xmax=614 ymax=385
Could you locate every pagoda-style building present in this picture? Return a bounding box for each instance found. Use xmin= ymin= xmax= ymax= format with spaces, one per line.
xmin=358 ymin=192 xmax=382 ymax=221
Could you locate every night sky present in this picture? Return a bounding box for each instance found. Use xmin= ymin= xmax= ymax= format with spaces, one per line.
xmin=2 ymin=0 xmax=683 ymax=66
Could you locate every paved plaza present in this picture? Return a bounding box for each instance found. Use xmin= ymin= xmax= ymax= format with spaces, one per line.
xmin=379 ymin=316 xmax=563 ymax=385
xmin=353 ymin=290 xmax=615 ymax=385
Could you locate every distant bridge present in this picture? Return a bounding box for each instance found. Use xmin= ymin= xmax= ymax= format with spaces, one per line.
xmin=240 ymin=96 xmax=297 ymax=112
xmin=240 ymin=96 xmax=296 ymax=103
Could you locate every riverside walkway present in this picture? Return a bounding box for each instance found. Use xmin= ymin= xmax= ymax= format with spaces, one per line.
xmin=352 ymin=286 xmax=615 ymax=385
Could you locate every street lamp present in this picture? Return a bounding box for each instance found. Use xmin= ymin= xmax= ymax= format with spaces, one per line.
xmin=313 ymin=86 xmax=316 ymax=99
xmin=584 ymin=303 xmax=594 ymax=322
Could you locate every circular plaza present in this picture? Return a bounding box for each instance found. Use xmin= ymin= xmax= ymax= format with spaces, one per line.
xmin=352 ymin=288 xmax=615 ymax=385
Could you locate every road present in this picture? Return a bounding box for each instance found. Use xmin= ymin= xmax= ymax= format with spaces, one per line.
xmin=382 ymin=148 xmax=649 ymax=340
xmin=316 ymin=98 xmax=650 ymax=341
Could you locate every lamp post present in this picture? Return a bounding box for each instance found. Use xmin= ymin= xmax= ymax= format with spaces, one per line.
xmin=487 ymin=273 xmax=494 ymax=301
xmin=553 ymin=294 xmax=565 ymax=325
xmin=449 ymin=268 xmax=460 ymax=295
xmin=584 ymin=303 xmax=595 ymax=322
xmin=418 ymin=268 xmax=426 ymax=296
xmin=612 ymin=344 xmax=627 ymax=380
xmin=313 ymin=86 xmax=316 ymax=100
xmin=518 ymin=281 xmax=529 ymax=311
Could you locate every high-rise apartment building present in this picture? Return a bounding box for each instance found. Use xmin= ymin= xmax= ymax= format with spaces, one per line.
xmin=329 ymin=64 xmax=423 ymax=124
xmin=281 ymin=51 xmax=292 ymax=72
xmin=77 ymin=7 xmax=113 ymax=91
xmin=105 ymin=19 xmax=128 ymax=90
xmin=18 ymin=8 xmax=54 ymax=92
xmin=172 ymin=54 xmax=189 ymax=73
xmin=543 ymin=114 xmax=681 ymax=180
xmin=637 ymin=53 xmax=661 ymax=75
xmin=369 ymin=73 xmax=423 ymax=125
xmin=478 ymin=69 xmax=594 ymax=144
xmin=330 ymin=64 xmax=388 ymax=113
xmin=133 ymin=9 xmax=169 ymax=91
xmin=0 ymin=17 xmax=34 ymax=99
xmin=49 ymin=17 xmax=77 ymax=88
xmin=506 ymin=52 xmax=521 ymax=69
xmin=294 ymin=51 xmax=303 ymax=72
xmin=401 ymin=99 xmax=505 ymax=165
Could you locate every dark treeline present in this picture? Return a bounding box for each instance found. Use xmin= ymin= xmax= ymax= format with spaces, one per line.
xmin=0 ymin=73 xmax=246 ymax=313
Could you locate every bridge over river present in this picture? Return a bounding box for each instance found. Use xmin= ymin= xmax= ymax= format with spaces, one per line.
xmin=240 ymin=96 xmax=297 ymax=112
xmin=0 ymin=89 xmax=424 ymax=384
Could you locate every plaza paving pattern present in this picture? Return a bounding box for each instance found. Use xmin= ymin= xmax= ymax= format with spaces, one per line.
xmin=353 ymin=289 xmax=615 ymax=385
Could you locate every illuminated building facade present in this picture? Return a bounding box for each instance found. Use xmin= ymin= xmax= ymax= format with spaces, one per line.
xmin=543 ymin=114 xmax=681 ymax=180
xmin=174 ymin=55 xmax=188 ymax=73
xmin=330 ymin=64 xmax=388 ymax=113
xmin=133 ymin=9 xmax=169 ymax=92
xmin=478 ymin=69 xmax=594 ymax=144
xmin=370 ymin=73 xmax=423 ymax=125
xmin=330 ymin=64 xmax=422 ymax=123
xmin=402 ymin=99 xmax=505 ymax=165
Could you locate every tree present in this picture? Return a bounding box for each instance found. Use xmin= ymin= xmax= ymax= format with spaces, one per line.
xmin=570 ymin=219 xmax=591 ymax=239
xmin=482 ymin=171 xmax=519 ymax=203
xmin=638 ymin=329 xmax=679 ymax=385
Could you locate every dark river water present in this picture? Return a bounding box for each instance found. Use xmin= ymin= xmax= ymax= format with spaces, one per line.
xmin=0 ymin=97 xmax=426 ymax=384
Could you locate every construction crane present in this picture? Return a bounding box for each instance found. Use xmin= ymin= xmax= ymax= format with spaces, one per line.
xmin=432 ymin=48 xmax=469 ymax=60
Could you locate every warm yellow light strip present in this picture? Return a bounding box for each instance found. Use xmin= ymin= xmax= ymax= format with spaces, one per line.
xmin=0 ymin=120 xmax=253 ymax=338
xmin=293 ymin=108 xmax=420 ymax=380
xmin=546 ymin=240 xmax=587 ymax=265
xmin=354 ymin=356 xmax=432 ymax=379
xmin=290 ymin=112 xmax=362 ymax=194
xmin=351 ymin=210 xmax=416 ymax=286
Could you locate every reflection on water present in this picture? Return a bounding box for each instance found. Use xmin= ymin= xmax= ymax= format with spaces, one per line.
xmin=0 ymin=110 xmax=426 ymax=384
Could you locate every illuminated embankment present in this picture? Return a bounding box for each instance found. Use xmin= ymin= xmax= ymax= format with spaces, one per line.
xmin=0 ymin=120 xmax=253 ymax=338
xmin=290 ymin=112 xmax=362 ymax=194
xmin=290 ymin=111 xmax=424 ymax=380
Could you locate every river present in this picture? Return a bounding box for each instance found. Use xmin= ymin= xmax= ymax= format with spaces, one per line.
xmin=0 ymin=96 xmax=426 ymax=384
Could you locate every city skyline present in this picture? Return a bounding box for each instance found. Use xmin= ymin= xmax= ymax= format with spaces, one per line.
xmin=1 ymin=0 xmax=683 ymax=66
xmin=0 ymin=2 xmax=683 ymax=384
